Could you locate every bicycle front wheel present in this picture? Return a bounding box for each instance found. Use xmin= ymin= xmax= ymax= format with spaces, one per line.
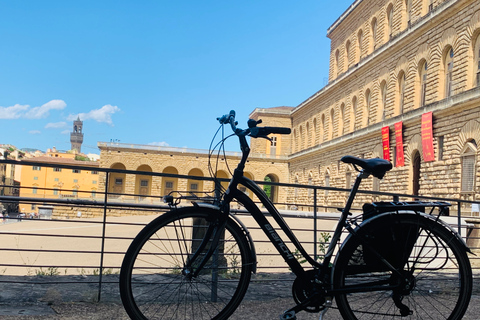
xmin=333 ymin=213 xmax=472 ymax=320
xmin=119 ymin=206 xmax=253 ymax=320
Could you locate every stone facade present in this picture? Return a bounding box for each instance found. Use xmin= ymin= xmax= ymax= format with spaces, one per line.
xmin=98 ymin=0 xmax=480 ymax=215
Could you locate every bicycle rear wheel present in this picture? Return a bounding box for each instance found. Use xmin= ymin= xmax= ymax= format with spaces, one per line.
xmin=119 ymin=206 xmax=253 ymax=320
xmin=333 ymin=213 xmax=472 ymax=320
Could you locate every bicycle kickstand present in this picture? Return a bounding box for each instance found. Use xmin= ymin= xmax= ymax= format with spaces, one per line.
xmin=318 ymin=299 xmax=332 ymax=320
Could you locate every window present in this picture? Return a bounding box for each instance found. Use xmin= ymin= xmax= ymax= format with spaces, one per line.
xmin=371 ymin=18 xmax=377 ymax=50
xmin=91 ymin=171 xmax=99 ymax=175
xmin=93 ymin=180 xmax=97 ymax=184
xmin=73 ymin=179 xmax=78 ymax=183
xmin=445 ymin=48 xmax=454 ymax=98
xmin=91 ymin=191 xmax=96 ymax=198
xmin=73 ymin=169 xmax=81 ymax=174
xmin=380 ymin=81 xmax=387 ymax=121
xmin=33 ymin=166 xmax=41 ymax=171
xmin=461 ymin=141 xmax=477 ymax=192
xmin=387 ymin=4 xmax=394 ymax=38
xmin=270 ymin=136 xmax=277 ymax=156
xmin=357 ymin=29 xmax=363 ymax=59
xmin=438 ymin=135 xmax=444 ymax=161
xmin=365 ymin=90 xmax=371 ymax=126
xmin=346 ymin=171 xmax=352 ymax=189
xmin=475 ymin=34 xmax=480 ymax=87
xmin=53 ymin=167 xmax=61 ymax=172
xmin=190 ymin=183 xmax=198 ymax=191
xmin=330 ymin=108 xmax=335 ymax=139
xmin=54 ymin=178 xmax=59 ymax=182
xmin=53 ymin=189 xmax=59 ymax=196
xmin=345 ymin=40 xmax=351 ymax=68
xmin=33 ymin=176 xmax=38 ymax=180
xmin=165 ymin=181 xmax=174 ymax=189
xmin=32 ymin=187 xmax=37 ymax=194
xmin=351 ymin=96 xmax=357 ymax=131
xmin=140 ymin=179 xmax=148 ymax=187
xmin=398 ymin=72 xmax=406 ymax=114
xmin=340 ymin=103 xmax=345 ymax=135
xmin=115 ymin=178 xmax=123 ymax=185
xmin=420 ymin=62 xmax=428 ymax=106
xmin=325 ymin=173 xmax=330 ymax=196
xmin=73 ymin=188 xmax=78 ymax=196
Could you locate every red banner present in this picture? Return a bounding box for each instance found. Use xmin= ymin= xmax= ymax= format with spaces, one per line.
xmin=421 ymin=112 xmax=435 ymax=162
xmin=381 ymin=126 xmax=390 ymax=161
xmin=394 ymin=121 xmax=405 ymax=167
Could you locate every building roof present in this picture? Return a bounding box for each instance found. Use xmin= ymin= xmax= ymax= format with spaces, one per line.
xmin=326 ymin=0 xmax=362 ymax=37
xmin=21 ymin=156 xmax=99 ymax=167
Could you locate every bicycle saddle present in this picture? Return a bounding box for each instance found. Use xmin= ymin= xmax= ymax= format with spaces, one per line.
xmin=341 ymin=155 xmax=392 ymax=179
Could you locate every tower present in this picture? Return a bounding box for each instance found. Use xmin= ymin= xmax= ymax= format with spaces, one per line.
xmin=70 ymin=117 xmax=84 ymax=153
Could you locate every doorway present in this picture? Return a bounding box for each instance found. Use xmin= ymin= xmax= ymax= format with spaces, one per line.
xmin=412 ymin=151 xmax=421 ymax=196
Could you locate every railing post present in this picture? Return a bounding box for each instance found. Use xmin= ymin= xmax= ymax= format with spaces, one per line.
xmin=314 ymin=188 xmax=318 ymax=261
xmin=97 ymin=171 xmax=110 ymax=302
xmin=458 ymin=201 xmax=462 ymax=238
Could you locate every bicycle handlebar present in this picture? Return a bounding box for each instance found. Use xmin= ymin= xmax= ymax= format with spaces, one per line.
xmin=217 ymin=110 xmax=291 ymax=138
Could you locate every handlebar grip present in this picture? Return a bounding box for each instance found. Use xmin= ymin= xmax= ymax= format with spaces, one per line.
xmin=250 ymin=126 xmax=291 ymax=138
xmin=264 ymin=127 xmax=291 ymax=135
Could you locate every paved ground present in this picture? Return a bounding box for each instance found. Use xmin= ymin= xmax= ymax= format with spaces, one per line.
xmin=0 ymin=273 xmax=480 ymax=319
xmin=2 ymin=216 xmax=480 ymax=319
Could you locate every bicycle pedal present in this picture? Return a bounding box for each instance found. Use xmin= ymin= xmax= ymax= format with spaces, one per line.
xmin=279 ymin=311 xmax=296 ymax=320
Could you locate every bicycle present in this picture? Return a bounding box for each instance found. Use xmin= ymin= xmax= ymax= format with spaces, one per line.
xmin=119 ymin=110 xmax=472 ymax=320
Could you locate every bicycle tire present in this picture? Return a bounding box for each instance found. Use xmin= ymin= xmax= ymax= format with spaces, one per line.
xmin=333 ymin=212 xmax=472 ymax=320
xmin=119 ymin=206 xmax=253 ymax=320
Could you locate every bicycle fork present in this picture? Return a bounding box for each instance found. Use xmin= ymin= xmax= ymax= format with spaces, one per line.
xmin=182 ymin=219 xmax=227 ymax=280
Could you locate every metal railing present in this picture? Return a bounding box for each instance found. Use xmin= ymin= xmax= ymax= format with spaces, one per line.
xmin=1 ymin=159 xmax=479 ymax=303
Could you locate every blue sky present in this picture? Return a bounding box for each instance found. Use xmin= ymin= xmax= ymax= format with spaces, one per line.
xmin=0 ymin=0 xmax=354 ymax=154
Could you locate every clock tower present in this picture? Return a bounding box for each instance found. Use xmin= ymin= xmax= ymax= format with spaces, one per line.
xmin=70 ymin=117 xmax=84 ymax=153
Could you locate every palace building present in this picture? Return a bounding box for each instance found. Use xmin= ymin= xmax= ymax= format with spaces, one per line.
xmin=99 ymin=0 xmax=480 ymax=214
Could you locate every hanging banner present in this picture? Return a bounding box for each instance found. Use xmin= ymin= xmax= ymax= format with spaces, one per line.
xmin=381 ymin=126 xmax=390 ymax=161
xmin=421 ymin=112 xmax=435 ymax=162
xmin=394 ymin=121 xmax=405 ymax=167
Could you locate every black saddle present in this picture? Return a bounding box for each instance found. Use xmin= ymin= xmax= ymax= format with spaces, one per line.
xmin=341 ymin=155 xmax=392 ymax=179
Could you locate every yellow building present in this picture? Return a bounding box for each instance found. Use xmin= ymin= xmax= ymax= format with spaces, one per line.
xmin=19 ymin=156 xmax=99 ymax=216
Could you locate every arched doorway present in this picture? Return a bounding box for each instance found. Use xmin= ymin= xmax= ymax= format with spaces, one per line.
xmin=264 ymin=174 xmax=279 ymax=204
xmin=412 ymin=151 xmax=421 ymax=197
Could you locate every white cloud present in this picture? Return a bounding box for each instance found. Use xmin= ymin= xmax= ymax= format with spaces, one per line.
xmin=0 ymin=104 xmax=30 ymax=119
xmin=45 ymin=121 xmax=67 ymax=129
xmin=61 ymin=130 xmax=70 ymax=135
xmin=148 ymin=141 xmax=170 ymax=147
xmin=25 ymin=100 xmax=67 ymax=119
xmin=68 ymin=104 xmax=120 ymax=125
xmin=0 ymin=100 xmax=66 ymax=120
xmin=29 ymin=130 xmax=41 ymax=135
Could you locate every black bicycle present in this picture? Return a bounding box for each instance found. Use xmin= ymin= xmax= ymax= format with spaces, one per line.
xmin=119 ymin=110 xmax=472 ymax=320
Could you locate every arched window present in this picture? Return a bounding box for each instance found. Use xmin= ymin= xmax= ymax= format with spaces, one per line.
xmin=380 ymin=81 xmax=387 ymax=121
xmin=313 ymin=118 xmax=318 ymax=145
xmin=474 ymin=33 xmax=480 ymax=87
xmin=364 ymin=89 xmax=371 ymax=127
xmin=398 ymin=71 xmax=406 ymax=114
xmin=419 ymin=61 xmax=428 ymax=106
xmin=321 ymin=114 xmax=325 ymax=143
xmin=293 ymin=129 xmax=298 ymax=153
xmin=329 ymin=108 xmax=335 ymax=139
xmin=351 ymin=96 xmax=358 ymax=131
xmin=444 ymin=48 xmax=454 ymax=98
xmin=299 ymin=125 xmax=304 ymax=150
xmin=405 ymin=0 xmax=412 ymax=27
xmin=335 ymin=49 xmax=341 ymax=77
xmin=345 ymin=40 xmax=351 ymax=69
xmin=461 ymin=140 xmax=477 ymax=192
xmin=357 ymin=29 xmax=364 ymax=60
xmin=306 ymin=122 xmax=310 ymax=148
xmin=387 ymin=4 xmax=394 ymax=39
xmin=371 ymin=18 xmax=377 ymax=51
xmin=340 ymin=103 xmax=345 ymax=135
